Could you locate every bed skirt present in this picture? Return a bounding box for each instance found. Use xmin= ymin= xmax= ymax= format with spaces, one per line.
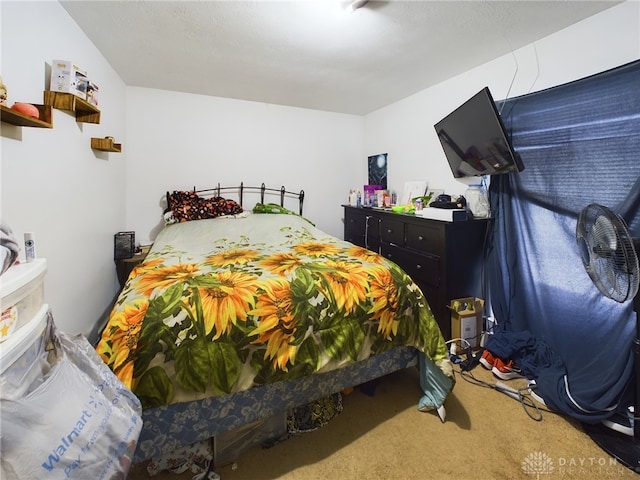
xmin=134 ymin=346 xmax=418 ymax=463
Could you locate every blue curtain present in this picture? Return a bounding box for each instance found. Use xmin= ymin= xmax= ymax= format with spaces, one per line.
xmin=486 ymin=60 xmax=640 ymax=422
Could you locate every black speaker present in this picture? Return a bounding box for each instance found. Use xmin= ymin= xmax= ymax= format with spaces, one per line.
xmin=114 ymin=231 xmax=135 ymax=260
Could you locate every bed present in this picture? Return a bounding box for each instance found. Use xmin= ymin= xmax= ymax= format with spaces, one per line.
xmin=95 ymin=184 xmax=454 ymax=466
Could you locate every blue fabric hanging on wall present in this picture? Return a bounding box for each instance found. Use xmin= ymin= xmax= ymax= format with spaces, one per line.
xmin=486 ymin=60 xmax=640 ymax=422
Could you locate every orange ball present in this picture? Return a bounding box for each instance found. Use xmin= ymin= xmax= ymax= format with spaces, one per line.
xmin=11 ymin=102 xmax=39 ymax=119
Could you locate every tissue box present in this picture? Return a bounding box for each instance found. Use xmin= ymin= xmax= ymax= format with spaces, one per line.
xmin=50 ymin=60 xmax=88 ymax=99
xmin=449 ymin=297 xmax=484 ymax=349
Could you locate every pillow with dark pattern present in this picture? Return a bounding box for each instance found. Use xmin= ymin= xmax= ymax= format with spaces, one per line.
xmin=168 ymin=191 xmax=243 ymax=222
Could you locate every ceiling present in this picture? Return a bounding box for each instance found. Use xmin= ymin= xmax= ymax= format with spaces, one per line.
xmin=60 ymin=0 xmax=621 ymax=115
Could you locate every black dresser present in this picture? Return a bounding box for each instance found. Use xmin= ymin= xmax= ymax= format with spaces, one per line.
xmin=343 ymin=205 xmax=490 ymax=339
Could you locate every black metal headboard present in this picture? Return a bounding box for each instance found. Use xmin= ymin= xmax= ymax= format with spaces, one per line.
xmin=166 ymin=182 xmax=305 ymax=215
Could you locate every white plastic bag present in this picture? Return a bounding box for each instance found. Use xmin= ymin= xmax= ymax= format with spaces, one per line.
xmin=1 ymin=319 xmax=142 ymax=480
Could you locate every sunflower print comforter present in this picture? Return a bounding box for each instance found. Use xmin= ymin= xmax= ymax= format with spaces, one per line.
xmin=97 ymin=213 xmax=450 ymax=408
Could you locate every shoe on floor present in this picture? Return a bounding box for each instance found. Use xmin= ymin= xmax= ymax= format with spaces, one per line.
xmin=479 ymin=349 xmax=497 ymax=370
xmin=492 ymin=358 xmax=524 ymax=380
xmin=527 ymin=380 xmax=552 ymax=408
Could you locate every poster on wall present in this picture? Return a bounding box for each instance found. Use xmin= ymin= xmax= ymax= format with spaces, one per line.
xmin=368 ymin=153 xmax=388 ymax=190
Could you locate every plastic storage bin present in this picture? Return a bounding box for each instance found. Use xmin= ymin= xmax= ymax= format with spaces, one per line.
xmin=0 ymin=259 xmax=47 ymax=342
xmin=214 ymin=412 xmax=287 ymax=467
xmin=0 ymin=305 xmax=52 ymax=400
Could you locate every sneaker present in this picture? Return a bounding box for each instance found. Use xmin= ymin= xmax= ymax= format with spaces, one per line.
xmin=479 ymin=350 xmax=497 ymax=370
xmin=492 ymin=358 xmax=524 ymax=380
xmin=527 ymin=381 xmax=547 ymax=406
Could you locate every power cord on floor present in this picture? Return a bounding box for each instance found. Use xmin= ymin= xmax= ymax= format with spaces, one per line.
xmin=454 ymin=365 xmax=557 ymax=422
xmin=446 ymin=337 xmax=555 ymax=420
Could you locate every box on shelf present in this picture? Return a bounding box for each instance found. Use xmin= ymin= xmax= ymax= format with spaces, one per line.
xmin=449 ymin=297 xmax=484 ymax=349
xmin=50 ymin=60 xmax=89 ymax=99
xmin=86 ymin=81 xmax=99 ymax=106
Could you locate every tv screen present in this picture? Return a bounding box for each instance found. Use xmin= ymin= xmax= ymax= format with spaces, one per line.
xmin=434 ymin=87 xmax=524 ymax=178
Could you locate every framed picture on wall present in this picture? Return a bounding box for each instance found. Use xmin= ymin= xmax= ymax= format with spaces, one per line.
xmin=368 ymin=153 xmax=388 ymax=190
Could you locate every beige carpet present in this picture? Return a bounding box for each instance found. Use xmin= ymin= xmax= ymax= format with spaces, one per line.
xmin=129 ymin=366 xmax=637 ymax=480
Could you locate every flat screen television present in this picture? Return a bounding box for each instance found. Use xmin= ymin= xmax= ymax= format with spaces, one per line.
xmin=434 ymin=87 xmax=524 ymax=178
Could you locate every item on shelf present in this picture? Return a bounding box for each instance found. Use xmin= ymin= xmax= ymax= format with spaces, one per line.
xmin=1 ymin=104 xmax=52 ymax=128
xmin=415 ymin=207 xmax=468 ymax=222
xmin=465 ymin=184 xmax=490 ymax=218
xmin=391 ymin=205 xmax=411 ymax=213
xmin=86 ymin=81 xmax=99 ymax=106
xmin=50 ymin=59 xmax=88 ymax=99
xmin=401 ymin=181 xmax=428 ymax=205
xmin=363 ymin=184 xmax=382 ymax=206
xmin=10 ymin=103 xmax=39 ymax=119
xmin=0 ymin=76 xmax=7 ymax=106
xmin=429 ymin=194 xmax=467 ymax=210
xmin=348 ymin=189 xmax=358 ymax=206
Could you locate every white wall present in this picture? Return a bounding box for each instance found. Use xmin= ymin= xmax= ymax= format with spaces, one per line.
xmin=364 ymin=1 xmax=640 ymax=199
xmin=1 ymin=1 xmax=127 ymax=338
xmin=2 ymin=0 xmax=638 ymax=340
xmin=124 ymin=88 xmax=364 ymax=240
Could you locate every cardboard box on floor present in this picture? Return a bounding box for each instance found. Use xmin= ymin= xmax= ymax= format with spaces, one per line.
xmin=449 ymin=297 xmax=484 ymax=350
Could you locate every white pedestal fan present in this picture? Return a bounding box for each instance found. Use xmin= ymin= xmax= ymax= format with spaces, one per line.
xmin=576 ymin=176 xmax=640 ymax=472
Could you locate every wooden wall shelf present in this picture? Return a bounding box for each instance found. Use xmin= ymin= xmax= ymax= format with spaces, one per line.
xmin=91 ymin=137 xmax=122 ymax=152
xmin=0 ymin=104 xmax=53 ymax=128
xmin=43 ymin=90 xmax=101 ymax=124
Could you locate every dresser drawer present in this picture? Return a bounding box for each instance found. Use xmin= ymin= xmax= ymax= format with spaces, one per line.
xmin=344 ymin=211 xmax=367 ymax=247
xmin=379 ymin=218 xmax=404 ymax=245
xmin=365 ymin=214 xmax=381 ymax=240
xmin=381 ymin=244 xmax=440 ymax=288
xmin=405 ymin=223 xmax=443 ymax=254
xmin=366 ymin=236 xmax=381 ymax=254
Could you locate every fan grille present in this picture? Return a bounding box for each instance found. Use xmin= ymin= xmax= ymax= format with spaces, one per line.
xmin=576 ymin=204 xmax=639 ymax=303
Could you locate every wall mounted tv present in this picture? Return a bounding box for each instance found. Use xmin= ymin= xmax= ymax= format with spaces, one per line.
xmin=434 ymin=87 xmax=524 ymax=178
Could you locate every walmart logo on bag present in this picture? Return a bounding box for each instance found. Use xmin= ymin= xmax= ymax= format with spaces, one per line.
xmin=41 ymin=409 xmax=95 ymax=472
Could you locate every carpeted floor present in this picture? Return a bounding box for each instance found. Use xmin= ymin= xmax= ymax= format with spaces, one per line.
xmin=129 ymin=366 xmax=637 ymax=480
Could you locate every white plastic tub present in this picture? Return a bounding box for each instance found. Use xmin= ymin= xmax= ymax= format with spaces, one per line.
xmin=0 ymin=304 xmax=52 ymax=399
xmin=0 ymin=259 xmax=47 ymax=342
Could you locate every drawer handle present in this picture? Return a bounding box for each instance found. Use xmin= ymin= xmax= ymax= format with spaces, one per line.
xmin=416 ymin=264 xmax=422 ymax=270
xmin=387 ymin=229 xmax=393 ymax=233
xmin=418 ymin=235 xmax=424 ymax=241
